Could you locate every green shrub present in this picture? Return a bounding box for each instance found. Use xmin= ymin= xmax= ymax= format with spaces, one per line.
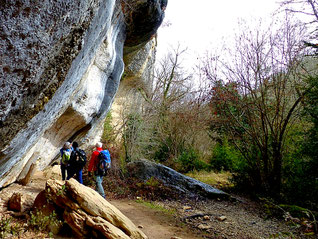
xmin=177 ymin=148 xmax=209 ymax=173
xmin=210 ymin=143 xmax=231 ymax=171
xmin=279 ymin=204 xmax=312 ymax=219
xmin=210 ymin=139 xmax=242 ymax=172
xmin=28 ymin=210 xmax=62 ymax=233
xmin=193 ymin=159 xmax=210 ymax=171
xmin=280 ymin=75 xmax=318 ymax=208
xmin=280 ymin=121 xmax=318 ymax=209
xmin=145 ymin=177 xmax=160 ymax=187
xmin=210 ymin=140 xmax=261 ymax=194
xmin=153 ymin=142 xmax=170 ymax=163
xmin=282 ymin=154 xmax=318 ymax=209
xmin=0 ymin=216 xmax=12 ymax=238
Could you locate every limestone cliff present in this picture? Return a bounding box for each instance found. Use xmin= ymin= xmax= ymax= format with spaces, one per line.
xmin=111 ymin=37 xmax=156 ymax=139
xmin=0 ymin=0 xmax=167 ymax=187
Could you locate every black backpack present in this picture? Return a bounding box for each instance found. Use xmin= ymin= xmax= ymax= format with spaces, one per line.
xmin=72 ymin=148 xmax=87 ymax=169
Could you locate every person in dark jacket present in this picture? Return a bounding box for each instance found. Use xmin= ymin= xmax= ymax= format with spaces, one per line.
xmin=68 ymin=141 xmax=86 ymax=184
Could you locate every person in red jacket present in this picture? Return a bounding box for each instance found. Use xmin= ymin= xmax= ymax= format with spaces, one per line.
xmin=88 ymin=142 xmax=105 ymax=198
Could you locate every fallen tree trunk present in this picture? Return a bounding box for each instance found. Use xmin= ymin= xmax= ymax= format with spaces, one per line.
xmin=34 ymin=179 xmax=148 ymax=238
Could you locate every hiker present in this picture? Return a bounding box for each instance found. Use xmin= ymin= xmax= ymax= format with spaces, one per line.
xmin=60 ymin=141 xmax=72 ymax=180
xmin=68 ymin=141 xmax=87 ymax=184
xmin=88 ymin=142 xmax=108 ymax=198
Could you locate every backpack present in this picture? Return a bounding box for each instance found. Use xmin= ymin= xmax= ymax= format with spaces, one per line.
xmin=61 ymin=149 xmax=71 ymax=164
xmin=74 ymin=149 xmax=87 ymax=169
xmin=96 ymin=150 xmax=111 ymax=176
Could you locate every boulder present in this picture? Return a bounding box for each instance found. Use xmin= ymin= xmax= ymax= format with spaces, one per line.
xmin=35 ymin=178 xmax=147 ymax=238
xmin=127 ymin=159 xmax=230 ymax=199
xmin=8 ymin=192 xmax=22 ymax=212
xmin=7 ymin=192 xmax=35 ymax=213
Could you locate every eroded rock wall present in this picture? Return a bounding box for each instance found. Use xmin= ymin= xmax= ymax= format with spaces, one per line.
xmin=111 ymin=38 xmax=157 ymax=138
xmin=0 ymin=0 xmax=167 ymax=187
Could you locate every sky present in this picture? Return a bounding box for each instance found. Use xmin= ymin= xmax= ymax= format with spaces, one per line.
xmin=156 ymin=0 xmax=281 ymax=69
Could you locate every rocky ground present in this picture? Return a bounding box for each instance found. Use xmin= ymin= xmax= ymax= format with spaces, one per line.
xmin=0 ymin=166 xmax=315 ymax=239
xmin=113 ymin=196 xmax=311 ymax=239
xmin=157 ymin=198 xmax=300 ymax=239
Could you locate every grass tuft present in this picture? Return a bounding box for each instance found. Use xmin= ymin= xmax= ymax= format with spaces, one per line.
xmin=136 ymin=199 xmax=176 ymax=215
xmin=186 ymin=171 xmax=234 ymax=189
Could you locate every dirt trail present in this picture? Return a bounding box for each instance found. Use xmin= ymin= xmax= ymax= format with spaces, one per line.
xmin=111 ymin=199 xmax=203 ymax=239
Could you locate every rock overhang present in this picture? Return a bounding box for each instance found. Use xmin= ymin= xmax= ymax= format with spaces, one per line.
xmin=0 ymin=0 xmax=167 ymax=187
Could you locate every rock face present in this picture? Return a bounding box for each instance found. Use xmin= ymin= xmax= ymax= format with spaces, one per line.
xmin=111 ymin=38 xmax=156 ymax=139
xmin=34 ymin=178 xmax=147 ymax=238
xmin=0 ymin=0 xmax=167 ymax=187
xmin=127 ymin=160 xmax=230 ymax=199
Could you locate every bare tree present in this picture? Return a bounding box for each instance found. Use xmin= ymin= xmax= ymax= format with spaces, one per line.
xmin=202 ymin=16 xmax=314 ymax=195
xmin=279 ymin=0 xmax=318 ymax=49
xmin=121 ymin=47 xmax=212 ymax=166
xmin=148 ymin=47 xmax=199 ymax=161
xmin=279 ymin=0 xmax=318 ymax=22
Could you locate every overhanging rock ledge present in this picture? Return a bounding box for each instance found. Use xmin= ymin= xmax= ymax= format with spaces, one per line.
xmin=0 ymin=0 xmax=167 ymax=187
